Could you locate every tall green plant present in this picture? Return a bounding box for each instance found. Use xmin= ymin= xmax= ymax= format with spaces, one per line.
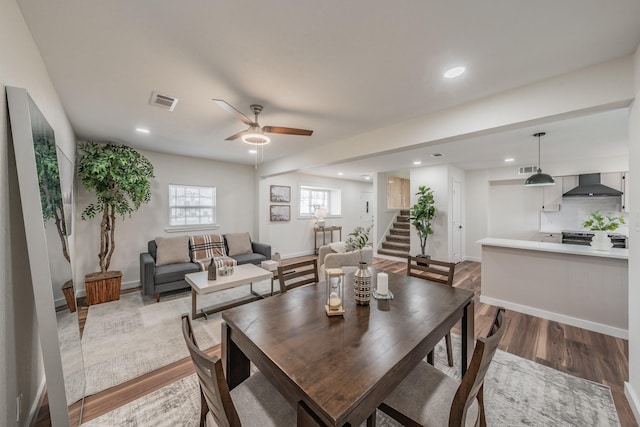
xmin=410 ymin=185 xmax=435 ymax=255
xmin=78 ymin=142 xmax=154 ymax=273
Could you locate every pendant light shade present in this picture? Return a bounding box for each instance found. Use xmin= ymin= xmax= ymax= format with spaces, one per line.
xmin=525 ymin=132 xmax=555 ymax=187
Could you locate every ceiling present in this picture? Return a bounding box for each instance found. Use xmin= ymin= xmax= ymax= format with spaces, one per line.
xmin=16 ymin=1 xmax=640 ymax=176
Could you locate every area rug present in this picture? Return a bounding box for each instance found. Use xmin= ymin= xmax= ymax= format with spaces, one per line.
xmin=81 ymin=280 xmax=272 ymax=395
xmin=82 ymin=335 xmax=620 ymax=426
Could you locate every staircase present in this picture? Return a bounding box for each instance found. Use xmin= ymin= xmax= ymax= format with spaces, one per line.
xmin=378 ymin=209 xmax=410 ymax=259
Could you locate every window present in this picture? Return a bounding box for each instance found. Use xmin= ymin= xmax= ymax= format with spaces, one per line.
xmin=169 ymin=184 xmax=216 ymax=226
xmin=299 ymin=186 xmax=341 ymax=217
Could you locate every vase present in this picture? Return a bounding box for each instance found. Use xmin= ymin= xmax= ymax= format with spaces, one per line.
xmin=354 ymin=262 xmax=372 ymax=305
xmin=590 ymin=230 xmax=613 ymax=251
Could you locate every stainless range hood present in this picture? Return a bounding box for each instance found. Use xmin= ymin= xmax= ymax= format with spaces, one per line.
xmin=562 ymin=173 xmax=623 ymax=197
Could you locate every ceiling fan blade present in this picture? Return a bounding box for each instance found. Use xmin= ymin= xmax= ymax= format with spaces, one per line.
xmin=263 ymin=126 xmax=313 ymax=136
xmin=212 ymin=99 xmax=253 ymax=125
xmin=225 ymin=130 xmax=249 ymax=141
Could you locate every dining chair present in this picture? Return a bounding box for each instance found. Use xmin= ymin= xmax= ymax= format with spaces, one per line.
xmin=379 ymin=307 xmax=506 ymax=427
xmin=181 ymin=314 xmax=296 ymax=427
xmin=277 ymin=259 xmax=319 ymax=294
xmin=407 ymin=255 xmax=456 ymax=366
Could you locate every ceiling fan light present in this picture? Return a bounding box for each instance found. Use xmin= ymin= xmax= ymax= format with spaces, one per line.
xmin=242 ymin=132 xmax=271 ymax=145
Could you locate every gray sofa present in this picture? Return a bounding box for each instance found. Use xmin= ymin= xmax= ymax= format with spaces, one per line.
xmin=140 ymin=235 xmax=271 ymax=301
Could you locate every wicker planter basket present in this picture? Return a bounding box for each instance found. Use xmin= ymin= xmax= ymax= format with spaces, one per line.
xmin=85 ymin=271 xmax=122 ymax=306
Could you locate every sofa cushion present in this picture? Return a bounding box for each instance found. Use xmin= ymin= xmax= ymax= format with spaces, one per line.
xmin=233 ymin=252 xmax=267 ymax=265
xmin=189 ymin=234 xmax=227 ymax=263
xmin=225 ymin=232 xmax=253 ymax=256
xmin=155 ymin=236 xmax=190 ymax=266
xmin=153 ymin=262 xmax=200 ymax=285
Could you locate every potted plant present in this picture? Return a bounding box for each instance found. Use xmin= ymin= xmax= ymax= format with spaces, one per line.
xmin=582 ymin=210 xmax=625 ymax=251
xmin=78 ymin=142 xmax=154 ymax=304
xmin=344 ymin=226 xmax=372 ymax=305
xmin=409 ymin=186 xmax=435 ymax=259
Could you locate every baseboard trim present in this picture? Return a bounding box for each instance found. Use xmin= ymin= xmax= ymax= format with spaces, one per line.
xmin=281 ymin=250 xmax=316 ymax=259
xmin=479 ymin=295 xmax=628 ymax=339
xmin=463 ymin=256 xmax=481 ymax=262
xmin=625 ymin=382 xmax=640 ymax=424
xmin=27 ymin=378 xmax=46 ymax=427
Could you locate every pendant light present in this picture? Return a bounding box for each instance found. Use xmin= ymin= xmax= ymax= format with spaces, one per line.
xmin=525 ymin=132 xmax=555 ymax=187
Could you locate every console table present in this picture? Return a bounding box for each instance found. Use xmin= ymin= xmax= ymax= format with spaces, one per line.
xmin=313 ymin=226 xmax=342 ymax=254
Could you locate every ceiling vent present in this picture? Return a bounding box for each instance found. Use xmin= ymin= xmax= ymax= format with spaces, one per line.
xmin=150 ymin=91 xmax=178 ymax=111
xmin=518 ymin=165 xmax=538 ymax=175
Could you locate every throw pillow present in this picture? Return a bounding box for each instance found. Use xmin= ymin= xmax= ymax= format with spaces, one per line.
xmin=225 ymin=232 xmax=253 ymax=257
xmin=155 ymin=236 xmax=190 ymax=266
xmin=329 ymin=241 xmax=347 ymax=253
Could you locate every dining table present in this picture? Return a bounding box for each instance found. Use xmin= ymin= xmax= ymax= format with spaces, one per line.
xmin=221 ymin=267 xmax=475 ymax=427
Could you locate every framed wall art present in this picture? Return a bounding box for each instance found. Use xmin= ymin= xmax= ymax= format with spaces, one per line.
xmin=270 ymin=205 xmax=291 ymax=222
xmin=270 ymin=185 xmax=291 ymax=203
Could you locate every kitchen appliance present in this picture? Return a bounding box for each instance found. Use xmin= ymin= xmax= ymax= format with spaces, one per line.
xmin=562 ymin=173 xmax=623 ymax=197
xmin=561 ymin=231 xmax=627 ymax=248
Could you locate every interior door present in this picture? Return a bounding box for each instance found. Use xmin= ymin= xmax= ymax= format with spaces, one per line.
xmin=360 ymin=192 xmax=373 ymax=227
xmin=452 ymin=180 xmax=462 ymax=263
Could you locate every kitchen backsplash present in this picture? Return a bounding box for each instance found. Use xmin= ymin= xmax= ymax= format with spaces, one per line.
xmin=540 ymin=197 xmax=629 ymax=235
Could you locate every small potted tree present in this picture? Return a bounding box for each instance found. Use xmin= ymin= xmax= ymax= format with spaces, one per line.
xmin=345 ymin=226 xmax=372 ymax=305
xmin=78 ymin=142 xmax=154 ymax=304
xmin=409 ymin=185 xmax=435 ymax=260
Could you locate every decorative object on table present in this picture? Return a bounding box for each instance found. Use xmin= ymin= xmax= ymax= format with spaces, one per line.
xmin=207 ymin=258 xmax=217 ymax=280
xmin=269 ymin=184 xmax=291 ymax=202
xmin=325 ymin=268 xmax=346 ymax=316
xmin=218 ymin=265 xmax=234 ymax=276
xmin=524 ymin=132 xmax=555 ymax=187
xmin=410 ymin=185 xmax=436 ymax=260
xmin=582 ymin=210 xmax=625 ymax=251
xmin=270 ymin=204 xmax=290 ymax=221
xmin=345 ymin=226 xmax=372 ymax=305
xmin=78 ymin=142 xmax=154 ymax=304
xmin=373 ymin=272 xmax=394 ymax=300
xmin=314 ymin=206 xmax=328 ymax=228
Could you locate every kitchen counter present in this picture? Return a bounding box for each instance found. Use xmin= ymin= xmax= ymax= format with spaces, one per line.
xmin=478 ymin=237 xmax=628 ymax=260
xmin=478 ymin=237 xmax=628 ymax=338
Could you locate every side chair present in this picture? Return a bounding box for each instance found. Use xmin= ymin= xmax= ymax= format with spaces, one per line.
xmin=407 ymin=255 xmax=457 ymax=366
xmin=181 ymin=314 xmax=296 ymax=426
xmin=277 ymin=259 xmax=319 ymax=294
xmin=379 ymin=307 xmax=506 ymax=427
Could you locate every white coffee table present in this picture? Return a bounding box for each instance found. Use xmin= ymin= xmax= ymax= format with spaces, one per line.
xmin=186 ymin=263 xmax=273 ymax=319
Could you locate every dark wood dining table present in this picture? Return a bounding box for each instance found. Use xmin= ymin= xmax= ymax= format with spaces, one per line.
xmin=221 ymin=267 xmax=475 ymax=427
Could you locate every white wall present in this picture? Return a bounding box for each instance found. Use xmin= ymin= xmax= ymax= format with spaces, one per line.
xmin=465 ymin=169 xmax=490 ymax=262
xmin=626 ymin=43 xmax=640 ymax=424
xmin=257 ymin=173 xmax=373 ymax=258
xmin=0 ymin=0 xmax=77 ymax=423
xmin=74 ymin=149 xmax=256 ymax=289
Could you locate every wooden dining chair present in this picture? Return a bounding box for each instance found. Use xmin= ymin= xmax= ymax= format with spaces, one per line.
xmin=379 ymin=307 xmax=506 ymax=427
xmin=181 ymin=315 xmax=296 ymax=426
xmin=277 ymin=259 xmax=319 ymax=294
xmin=407 ymin=255 xmax=456 ymax=366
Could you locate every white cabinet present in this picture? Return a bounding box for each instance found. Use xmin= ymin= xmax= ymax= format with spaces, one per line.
xmin=601 ymin=172 xmax=624 ymax=192
xmin=622 ymin=172 xmax=629 ymax=212
xmin=542 ymin=176 xmax=562 ymax=212
xmin=540 ymin=232 xmax=562 ymax=243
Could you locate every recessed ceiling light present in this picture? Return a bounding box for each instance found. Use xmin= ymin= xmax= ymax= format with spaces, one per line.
xmin=248 ymin=149 xmax=257 ymax=154
xmin=504 ymin=158 xmax=515 ymax=163
xmin=136 ymin=128 xmax=150 ymax=134
xmin=430 ymin=153 xmax=445 ymax=158
xmin=413 ymin=161 xmax=422 ymax=165
xmin=444 ymin=66 xmax=465 ymax=79
xmin=362 ymin=175 xmax=371 ymax=180
xmin=338 ymin=172 xmax=344 ymax=176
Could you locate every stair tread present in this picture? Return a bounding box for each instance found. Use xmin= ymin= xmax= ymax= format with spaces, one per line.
xmin=382 ymin=242 xmax=410 ymax=249
xmin=378 ymin=248 xmax=410 ymax=258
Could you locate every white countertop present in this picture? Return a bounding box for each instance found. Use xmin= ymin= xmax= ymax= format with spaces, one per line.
xmin=477 ymin=237 xmax=628 ymax=260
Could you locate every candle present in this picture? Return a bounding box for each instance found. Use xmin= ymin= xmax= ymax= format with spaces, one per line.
xmin=377 ymin=272 xmax=389 ymax=295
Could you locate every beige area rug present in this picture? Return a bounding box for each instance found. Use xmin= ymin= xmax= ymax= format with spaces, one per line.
xmin=83 ymin=334 xmax=620 ymax=426
xmin=81 ymin=279 xmax=273 ymax=395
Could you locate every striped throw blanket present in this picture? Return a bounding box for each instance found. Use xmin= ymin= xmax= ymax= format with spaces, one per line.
xmin=189 ymin=234 xmax=237 ymax=271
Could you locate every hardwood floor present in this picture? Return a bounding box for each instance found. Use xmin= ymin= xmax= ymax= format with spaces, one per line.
xmin=36 ymin=257 xmax=637 ymax=426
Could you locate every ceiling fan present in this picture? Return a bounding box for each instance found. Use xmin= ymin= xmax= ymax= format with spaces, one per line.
xmin=212 ymin=99 xmax=313 ymax=145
